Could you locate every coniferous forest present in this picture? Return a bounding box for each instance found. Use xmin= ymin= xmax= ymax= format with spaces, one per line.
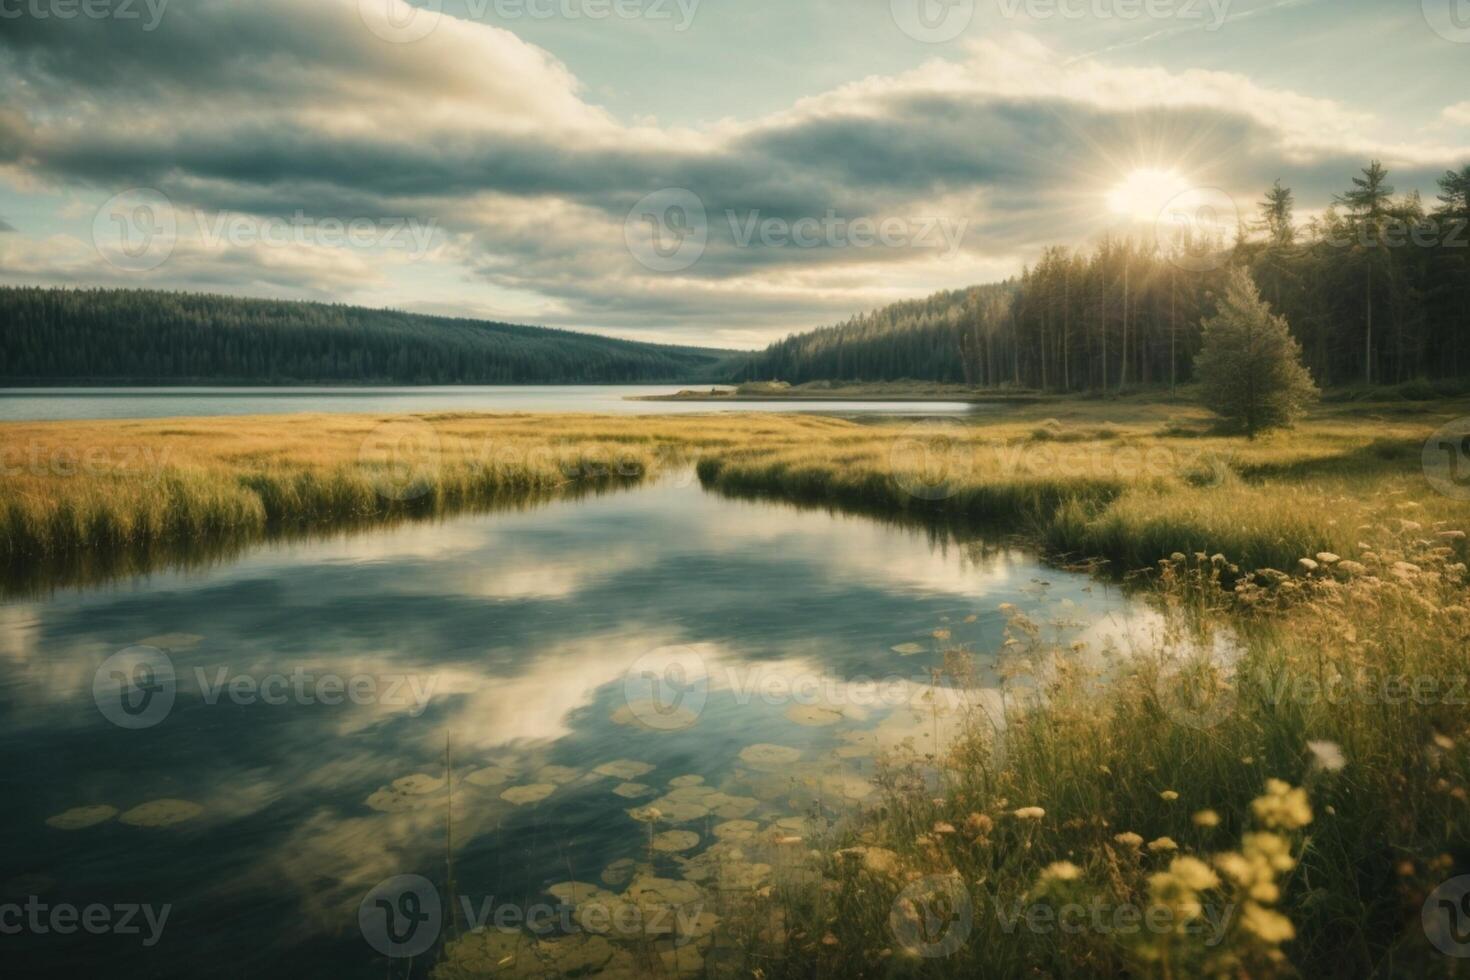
xmin=741 ymin=163 xmax=1470 ymax=391
xmin=0 ymin=287 xmax=738 ymax=384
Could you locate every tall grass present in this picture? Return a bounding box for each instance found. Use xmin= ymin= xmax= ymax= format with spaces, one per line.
xmin=735 ymin=532 xmax=1470 ymax=977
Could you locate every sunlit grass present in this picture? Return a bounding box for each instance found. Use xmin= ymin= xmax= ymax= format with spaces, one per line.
xmin=5 ymin=396 xmax=1470 ymax=975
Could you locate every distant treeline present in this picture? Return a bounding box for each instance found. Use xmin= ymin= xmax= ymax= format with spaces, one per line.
xmin=740 ymin=162 xmax=1470 ymax=390
xmin=0 ymin=287 xmax=737 ymax=384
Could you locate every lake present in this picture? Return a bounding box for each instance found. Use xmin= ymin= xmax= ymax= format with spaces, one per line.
xmin=0 ymin=386 xmax=983 ymax=422
xmin=0 ymin=473 xmax=1152 ymax=977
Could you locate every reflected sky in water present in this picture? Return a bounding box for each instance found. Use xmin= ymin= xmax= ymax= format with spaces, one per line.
xmin=0 ymin=474 xmax=1156 ymax=976
xmin=0 ymin=385 xmax=987 ymax=421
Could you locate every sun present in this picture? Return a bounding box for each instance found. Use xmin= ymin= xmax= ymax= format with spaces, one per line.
xmin=1106 ymin=168 xmax=1192 ymax=223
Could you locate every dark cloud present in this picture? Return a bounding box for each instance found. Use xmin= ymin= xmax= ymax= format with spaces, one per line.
xmin=1 ymin=0 xmax=1464 ymax=340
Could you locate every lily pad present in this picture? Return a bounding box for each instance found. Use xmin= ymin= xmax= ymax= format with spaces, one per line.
xmin=392 ymin=773 xmax=446 ymax=795
xmin=538 ymin=934 xmax=616 ymax=975
xmin=535 ymin=765 xmax=580 ymax=785
xmin=611 ymin=700 xmax=700 ymax=731
xmin=711 ymin=819 xmax=760 ymax=842
xmin=593 ymin=759 xmax=655 ymax=780
xmin=891 ymin=642 xmax=926 ymax=656
xmin=546 ymin=881 xmax=615 ymax=905
xmin=704 ymin=793 xmax=759 ymax=819
xmin=501 ymin=783 xmax=557 ymax=806
xmin=45 ymin=805 xmax=118 ymax=830
xmin=651 ymin=830 xmax=700 ymax=853
xmin=738 ymin=744 xmax=801 ymax=770
xmin=612 ymin=782 xmax=654 ymax=799
xmin=119 ymin=799 xmax=203 ymax=828
xmin=464 ymin=766 xmax=514 ymax=787
xmin=601 ymin=858 xmax=637 ymax=887
xmin=785 ymin=705 xmax=843 ymax=727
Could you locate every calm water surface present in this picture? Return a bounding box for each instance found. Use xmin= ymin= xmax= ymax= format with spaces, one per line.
xmin=0 ymin=386 xmax=983 ymax=421
xmin=0 ymin=475 xmax=1152 ymax=977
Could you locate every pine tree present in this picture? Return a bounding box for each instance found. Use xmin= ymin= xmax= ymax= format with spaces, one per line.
xmin=1193 ymin=267 xmax=1318 ymax=436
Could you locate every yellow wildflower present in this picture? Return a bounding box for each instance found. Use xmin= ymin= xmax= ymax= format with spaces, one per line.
xmin=1251 ymin=779 xmax=1312 ymax=830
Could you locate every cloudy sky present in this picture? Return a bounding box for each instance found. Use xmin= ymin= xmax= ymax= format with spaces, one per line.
xmin=1 ymin=0 xmax=1467 ymax=348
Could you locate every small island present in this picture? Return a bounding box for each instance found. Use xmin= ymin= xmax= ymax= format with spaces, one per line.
xmin=633 ymin=380 xmax=1045 ymax=403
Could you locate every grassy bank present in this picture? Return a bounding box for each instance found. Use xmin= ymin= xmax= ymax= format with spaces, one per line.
xmin=734 ymin=534 xmax=1470 ymax=978
xmin=4 ymin=398 xmax=1470 ymax=975
xmin=4 ymin=398 xmax=1468 ymax=589
xmin=635 ymin=380 xmax=1045 ymax=402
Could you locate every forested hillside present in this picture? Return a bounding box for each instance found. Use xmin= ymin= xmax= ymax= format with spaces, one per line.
xmin=0 ymin=288 xmax=738 ymax=384
xmin=742 ymin=162 xmax=1470 ymax=390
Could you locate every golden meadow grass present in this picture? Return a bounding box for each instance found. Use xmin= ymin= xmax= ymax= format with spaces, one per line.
xmin=5 ymin=398 xmax=1470 ymax=975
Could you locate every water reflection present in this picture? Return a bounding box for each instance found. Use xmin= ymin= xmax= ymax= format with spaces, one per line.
xmin=0 ymin=474 xmax=1157 ymax=977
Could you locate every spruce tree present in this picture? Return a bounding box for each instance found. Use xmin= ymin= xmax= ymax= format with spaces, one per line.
xmin=1193 ymin=267 xmax=1318 ymax=435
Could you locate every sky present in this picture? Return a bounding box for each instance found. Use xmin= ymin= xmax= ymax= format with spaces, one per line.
xmin=0 ymin=0 xmax=1467 ymax=349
